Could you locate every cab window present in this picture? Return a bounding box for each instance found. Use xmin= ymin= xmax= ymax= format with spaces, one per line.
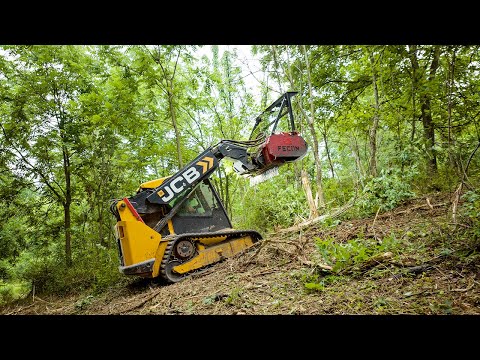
xmin=177 ymin=183 xmax=213 ymax=217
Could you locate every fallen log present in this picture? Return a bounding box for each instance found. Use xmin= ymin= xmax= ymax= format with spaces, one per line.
xmin=276 ymin=202 xmax=354 ymax=234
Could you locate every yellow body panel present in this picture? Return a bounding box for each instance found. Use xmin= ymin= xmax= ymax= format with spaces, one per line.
xmin=173 ymin=236 xmax=254 ymax=274
xmin=167 ymin=219 xmax=175 ymax=235
xmin=115 ymin=197 xmax=256 ymax=279
xmin=138 ymin=176 xmax=170 ymax=191
xmin=115 ymin=200 xmax=161 ymax=267
xmin=197 ymin=235 xmax=227 ymax=246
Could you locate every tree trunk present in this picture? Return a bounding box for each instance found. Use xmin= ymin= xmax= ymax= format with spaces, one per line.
xmin=149 ymin=47 xmax=183 ymax=168
xmin=351 ymin=135 xmax=365 ymax=187
xmin=301 ymin=45 xmax=325 ymax=209
xmin=98 ymin=206 xmax=106 ymax=247
xmin=369 ymin=50 xmax=380 ymax=177
xmin=420 ymin=98 xmax=437 ymax=174
xmin=217 ymin=168 xmax=225 ymax=209
xmin=301 ymin=170 xmax=318 ymax=219
xmin=447 ymin=47 xmax=459 ymax=179
xmin=63 ymin=146 xmax=72 ymax=267
xmin=168 ymin=90 xmax=183 ymax=168
xmin=409 ymin=45 xmax=418 ymax=142
xmin=284 ymin=47 xmax=306 ymax=188
xmin=225 ymin=172 xmax=231 ymax=219
xmin=421 ymin=46 xmax=441 ymax=174
xmin=270 ymin=45 xmax=285 ymax=92
xmin=323 ymin=129 xmax=335 ymax=178
xmin=64 ymin=203 xmax=72 ymax=266
xmin=408 ymin=45 xmax=440 ymax=175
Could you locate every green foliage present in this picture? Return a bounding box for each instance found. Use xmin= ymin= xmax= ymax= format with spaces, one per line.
xmin=1 ymin=44 xmax=480 ymax=303
xmin=461 ymin=190 xmax=480 ymax=237
xmin=357 ymin=168 xmax=417 ymax=217
xmin=14 ymin=251 xmax=56 ymax=293
xmin=11 ymin=246 xmax=122 ymax=295
xmin=225 ymin=287 xmax=242 ymax=305
xmin=323 ymin=176 xmax=356 ymax=209
xmin=301 ymin=234 xmax=400 ymax=291
xmin=314 ymin=233 xmax=398 ymax=273
xmin=202 ymin=295 xmax=216 ymax=305
xmin=233 ymin=170 xmax=309 ymax=231
xmin=75 ymin=295 xmax=94 ymax=310
xmin=0 ymin=281 xmax=30 ymax=306
xmin=304 ymin=281 xmax=324 ymax=292
xmin=461 ymin=190 xmax=480 ymax=218
xmin=374 ymin=297 xmax=389 ymax=309
xmin=302 ymin=273 xmax=343 ymax=292
xmin=0 ymin=260 xmax=13 ymax=281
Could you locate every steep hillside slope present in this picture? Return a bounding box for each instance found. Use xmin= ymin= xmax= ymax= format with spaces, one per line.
xmin=3 ymin=193 xmax=479 ymax=315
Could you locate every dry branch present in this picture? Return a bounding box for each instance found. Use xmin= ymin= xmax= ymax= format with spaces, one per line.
xmin=276 ymin=201 xmax=355 ymax=234
xmin=301 ymin=169 xmax=318 ymax=218
xmin=32 ymin=296 xmax=53 ymax=304
xmin=6 ymin=304 xmax=36 ymax=315
xmin=244 ymin=239 xmax=270 ymax=265
xmin=372 ymin=207 xmax=381 ymax=242
xmin=358 ymin=251 xmax=393 ymax=271
xmin=403 ymin=264 xmax=433 ymax=274
xmin=338 ymin=252 xmax=393 ymax=275
xmin=426 ymin=197 xmax=434 ymax=210
xmin=116 ymin=288 xmax=162 ymax=314
xmin=298 ymin=258 xmax=332 ymax=270
xmin=387 ymin=202 xmax=447 ymax=216
xmin=451 ymin=282 xmax=475 ymax=292
xmin=452 ymin=182 xmax=463 ymax=224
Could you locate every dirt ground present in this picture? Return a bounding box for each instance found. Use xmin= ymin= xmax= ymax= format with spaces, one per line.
xmin=3 ymin=193 xmax=479 ymax=315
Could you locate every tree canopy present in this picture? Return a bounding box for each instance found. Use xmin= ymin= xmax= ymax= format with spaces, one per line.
xmin=1 ymin=45 xmax=479 ymax=301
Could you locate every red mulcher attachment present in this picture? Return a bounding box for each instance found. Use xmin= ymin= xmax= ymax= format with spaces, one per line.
xmin=254 ymin=131 xmax=308 ymax=173
xmin=247 ymin=92 xmax=308 ymax=176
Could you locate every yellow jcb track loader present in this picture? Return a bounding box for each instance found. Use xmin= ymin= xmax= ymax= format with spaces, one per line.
xmin=109 ymin=92 xmax=307 ymax=283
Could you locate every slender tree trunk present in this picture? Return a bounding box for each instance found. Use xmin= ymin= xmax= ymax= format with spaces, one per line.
xmin=420 ymin=97 xmax=437 ymax=174
xmin=63 ymin=146 xmax=72 ymax=267
xmin=447 ymin=50 xmax=453 ymax=149
xmin=98 ymin=157 xmax=108 ymax=248
xmin=410 ymin=45 xmax=418 ymax=142
xmin=409 ymin=45 xmax=440 ymax=175
xmin=284 ymin=46 xmax=304 ymax=185
xmin=301 ymin=169 xmax=318 ymax=218
xmin=421 ymin=46 xmax=441 ymax=174
xmin=270 ymin=46 xmax=284 ymax=93
xmin=323 ymin=129 xmax=335 ymax=178
xmin=168 ymin=90 xmax=183 ymax=168
xmin=64 ymin=203 xmax=72 ymax=266
xmin=301 ymin=45 xmax=325 ymax=209
xmin=98 ymin=206 xmax=106 ymax=247
xmin=149 ymin=47 xmax=183 ymax=168
xmin=397 ymin=116 xmax=405 ymax=174
xmin=217 ymin=168 xmax=225 ymax=209
xmin=369 ymin=50 xmax=380 ymax=177
xmin=283 ymin=46 xmax=295 ymax=87
xmin=351 ymin=135 xmax=365 ymax=187
xmin=225 ymin=173 xmax=231 ymax=219
xmin=447 ymin=47 xmax=459 ymax=179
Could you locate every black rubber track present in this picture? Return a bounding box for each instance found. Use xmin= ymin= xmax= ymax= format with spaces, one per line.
xmin=159 ymin=229 xmax=262 ymax=283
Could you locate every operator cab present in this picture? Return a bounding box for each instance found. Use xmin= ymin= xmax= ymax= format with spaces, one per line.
xmin=164 ymin=180 xmax=231 ymax=235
